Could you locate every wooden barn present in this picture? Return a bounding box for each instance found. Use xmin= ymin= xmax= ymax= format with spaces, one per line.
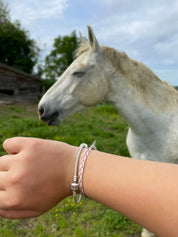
xmin=0 ymin=63 xmax=41 ymax=103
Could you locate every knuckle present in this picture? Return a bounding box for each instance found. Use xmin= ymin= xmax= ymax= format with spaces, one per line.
xmin=9 ymin=171 xmax=23 ymax=185
xmin=28 ymin=138 xmax=42 ymax=151
xmin=9 ymin=165 xmax=27 ymax=187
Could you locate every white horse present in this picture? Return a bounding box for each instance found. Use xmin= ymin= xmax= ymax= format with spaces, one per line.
xmin=38 ymin=26 xmax=178 ymax=237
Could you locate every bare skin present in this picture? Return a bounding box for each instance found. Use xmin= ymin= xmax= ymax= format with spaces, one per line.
xmin=0 ymin=137 xmax=77 ymax=218
xmin=0 ymin=137 xmax=178 ymax=237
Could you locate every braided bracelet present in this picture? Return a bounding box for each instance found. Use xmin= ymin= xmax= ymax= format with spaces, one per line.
xmin=71 ymin=141 xmax=96 ymax=204
xmin=71 ymin=143 xmax=88 ymax=203
xmin=78 ymin=141 xmax=96 ymax=196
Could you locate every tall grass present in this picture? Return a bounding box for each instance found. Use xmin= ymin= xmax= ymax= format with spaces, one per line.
xmin=0 ymin=102 xmax=141 ymax=236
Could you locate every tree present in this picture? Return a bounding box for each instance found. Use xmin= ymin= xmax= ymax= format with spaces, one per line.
xmin=0 ymin=0 xmax=9 ymax=24
xmin=0 ymin=1 xmax=39 ymax=73
xmin=43 ymin=31 xmax=80 ymax=81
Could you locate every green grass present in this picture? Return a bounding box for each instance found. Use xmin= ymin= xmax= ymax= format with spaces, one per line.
xmin=0 ymin=102 xmax=141 ymax=236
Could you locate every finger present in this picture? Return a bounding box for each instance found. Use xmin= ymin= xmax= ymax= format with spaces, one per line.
xmin=3 ymin=137 xmax=26 ymax=154
xmin=0 ymin=209 xmax=40 ymax=219
xmin=0 ymin=172 xmax=8 ymax=190
xmin=0 ymin=155 xmax=11 ymax=171
xmin=0 ymin=191 xmax=27 ymax=210
xmin=0 ymin=191 xmax=8 ymax=209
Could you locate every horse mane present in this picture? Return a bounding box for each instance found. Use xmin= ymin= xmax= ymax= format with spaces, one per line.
xmin=75 ymin=40 xmax=90 ymax=58
xmin=75 ymin=41 xmax=178 ymax=111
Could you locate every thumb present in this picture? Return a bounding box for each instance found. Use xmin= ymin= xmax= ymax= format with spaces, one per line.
xmin=3 ymin=137 xmax=24 ymax=154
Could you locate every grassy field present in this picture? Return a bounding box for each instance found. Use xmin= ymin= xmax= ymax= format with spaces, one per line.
xmin=0 ymin=102 xmax=141 ymax=237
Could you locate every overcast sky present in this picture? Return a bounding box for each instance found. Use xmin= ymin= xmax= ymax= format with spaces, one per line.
xmin=4 ymin=0 xmax=178 ymax=86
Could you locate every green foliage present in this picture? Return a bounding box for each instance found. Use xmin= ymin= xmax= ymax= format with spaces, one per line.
xmin=94 ymin=103 xmax=118 ymax=115
xmin=101 ymin=209 xmax=139 ymax=234
xmin=0 ymin=0 xmax=9 ymax=24
xmin=0 ymin=21 xmax=39 ymax=73
xmin=5 ymin=105 xmax=24 ymax=113
xmin=74 ymin=227 xmax=84 ymax=237
xmin=0 ymin=1 xmax=39 ymax=73
xmin=40 ymin=78 xmax=56 ymax=93
xmin=0 ymin=102 xmax=141 ymax=236
xmin=43 ymin=31 xmax=80 ymax=80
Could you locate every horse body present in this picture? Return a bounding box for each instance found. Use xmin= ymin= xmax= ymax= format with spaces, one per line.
xmin=39 ymin=26 xmax=178 ymax=237
xmin=103 ymin=58 xmax=178 ymax=164
xmin=127 ymin=109 xmax=178 ymax=163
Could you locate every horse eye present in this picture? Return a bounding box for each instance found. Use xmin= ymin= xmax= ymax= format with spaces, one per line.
xmin=73 ymin=71 xmax=85 ymax=77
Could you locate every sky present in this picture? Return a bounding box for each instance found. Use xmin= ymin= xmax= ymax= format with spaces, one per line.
xmin=3 ymin=0 xmax=178 ymax=86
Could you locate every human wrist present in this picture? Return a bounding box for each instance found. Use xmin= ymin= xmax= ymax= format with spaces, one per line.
xmin=69 ymin=141 xmax=96 ymax=203
xmin=60 ymin=141 xmax=96 ymax=202
xmin=63 ymin=144 xmax=79 ymax=197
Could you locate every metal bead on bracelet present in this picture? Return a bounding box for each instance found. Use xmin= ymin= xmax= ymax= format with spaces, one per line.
xmin=71 ymin=141 xmax=96 ymax=204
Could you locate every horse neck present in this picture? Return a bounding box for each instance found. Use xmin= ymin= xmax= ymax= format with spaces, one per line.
xmin=103 ymin=51 xmax=178 ymax=135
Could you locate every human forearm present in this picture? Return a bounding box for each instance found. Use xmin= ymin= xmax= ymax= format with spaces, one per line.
xmin=82 ymin=150 xmax=178 ymax=237
xmin=1 ymin=137 xmax=178 ymax=237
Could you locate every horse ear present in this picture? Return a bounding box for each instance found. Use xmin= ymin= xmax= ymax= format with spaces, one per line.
xmin=87 ymin=25 xmax=101 ymax=53
xmin=79 ymin=31 xmax=87 ymax=44
xmin=79 ymin=31 xmax=83 ymax=40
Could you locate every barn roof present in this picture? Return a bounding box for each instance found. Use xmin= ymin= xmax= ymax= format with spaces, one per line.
xmin=0 ymin=63 xmax=41 ymax=82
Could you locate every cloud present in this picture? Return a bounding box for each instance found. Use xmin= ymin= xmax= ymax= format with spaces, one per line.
xmin=3 ymin=0 xmax=178 ymax=85
xmin=155 ymin=68 xmax=178 ymax=86
xmin=5 ymin=0 xmax=69 ymax=58
xmin=6 ymin=0 xmax=68 ymax=27
xmin=92 ymin=0 xmax=178 ymax=68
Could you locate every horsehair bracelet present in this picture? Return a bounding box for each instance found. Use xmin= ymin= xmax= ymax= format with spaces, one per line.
xmin=71 ymin=141 xmax=96 ymax=204
xmin=71 ymin=143 xmax=88 ymax=203
xmin=78 ymin=140 xmax=97 ymax=196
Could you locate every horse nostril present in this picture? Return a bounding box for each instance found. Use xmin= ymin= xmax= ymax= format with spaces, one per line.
xmin=38 ymin=105 xmax=45 ymax=118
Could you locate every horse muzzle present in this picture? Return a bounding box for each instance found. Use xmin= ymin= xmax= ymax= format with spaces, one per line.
xmin=38 ymin=105 xmax=62 ymax=126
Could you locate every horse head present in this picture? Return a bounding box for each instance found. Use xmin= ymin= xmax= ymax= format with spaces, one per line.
xmin=38 ymin=26 xmax=108 ymax=125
